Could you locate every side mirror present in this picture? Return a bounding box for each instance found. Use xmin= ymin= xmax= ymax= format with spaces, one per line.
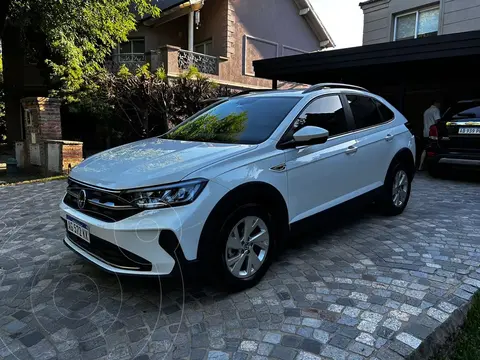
xmin=278 ymin=126 xmax=329 ymax=149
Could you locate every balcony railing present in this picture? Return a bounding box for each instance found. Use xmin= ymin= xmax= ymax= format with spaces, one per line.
xmin=148 ymin=46 xmax=221 ymax=77
xmin=106 ymin=53 xmax=146 ymax=73
xmin=177 ymin=49 xmax=219 ymax=75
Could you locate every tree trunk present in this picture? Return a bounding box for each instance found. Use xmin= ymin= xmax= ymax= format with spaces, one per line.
xmin=0 ymin=0 xmax=11 ymax=38
xmin=2 ymin=23 xmax=25 ymax=143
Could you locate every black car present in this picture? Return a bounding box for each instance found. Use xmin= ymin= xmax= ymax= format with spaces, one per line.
xmin=427 ymin=100 xmax=480 ymax=177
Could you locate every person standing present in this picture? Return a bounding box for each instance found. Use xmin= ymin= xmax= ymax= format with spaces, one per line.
xmin=419 ymin=100 xmax=441 ymax=170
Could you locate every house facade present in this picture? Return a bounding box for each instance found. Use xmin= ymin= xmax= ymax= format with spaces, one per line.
xmin=112 ymin=0 xmax=334 ymax=89
xmin=360 ymin=0 xmax=480 ymax=45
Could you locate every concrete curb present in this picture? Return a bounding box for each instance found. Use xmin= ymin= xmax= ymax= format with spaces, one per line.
xmin=408 ymin=297 xmax=475 ymax=360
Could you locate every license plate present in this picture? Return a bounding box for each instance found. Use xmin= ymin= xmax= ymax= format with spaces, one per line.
xmin=459 ymin=127 xmax=480 ymax=134
xmin=66 ymin=215 xmax=90 ymax=244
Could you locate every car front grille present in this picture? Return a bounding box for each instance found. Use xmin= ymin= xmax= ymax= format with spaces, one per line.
xmin=64 ymin=222 xmax=152 ymax=272
xmin=64 ymin=178 xmax=143 ymax=222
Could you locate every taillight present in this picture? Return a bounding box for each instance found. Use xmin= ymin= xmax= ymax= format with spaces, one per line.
xmin=429 ymin=125 xmax=438 ymax=140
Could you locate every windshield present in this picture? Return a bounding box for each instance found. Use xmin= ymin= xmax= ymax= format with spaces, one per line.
xmin=161 ymin=96 xmax=301 ymax=144
xmin=443 ymin=102 xmax=480 ymax=120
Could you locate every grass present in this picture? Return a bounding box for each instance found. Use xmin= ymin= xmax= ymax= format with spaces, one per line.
xmin=433 ymin=292 xmax=480 ymax=360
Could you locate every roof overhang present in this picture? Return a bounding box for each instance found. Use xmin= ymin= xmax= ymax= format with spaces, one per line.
xmin=143 ymin=0 xmax=204 ymax=27
xmin=293 ymin=0 xmax=335 ymax=49
xmin=253 ymin=31 xmax=480 ymax=87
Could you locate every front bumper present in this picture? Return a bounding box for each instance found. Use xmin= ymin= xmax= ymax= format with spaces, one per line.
xmin=60 ymin=181 xmax=226 ymax=276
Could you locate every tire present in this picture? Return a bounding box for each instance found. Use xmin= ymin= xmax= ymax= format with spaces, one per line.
xmin=377 ymin=161 xmax=412 ymax=216
xmin=204 ymin=204 xmax=277 ymax=291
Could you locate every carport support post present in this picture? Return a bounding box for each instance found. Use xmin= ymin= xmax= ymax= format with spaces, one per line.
xmin=272 ymin=79 xmax=278 ymax=90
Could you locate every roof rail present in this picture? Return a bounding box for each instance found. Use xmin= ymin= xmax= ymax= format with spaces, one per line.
xmin=231 ymin=89 xmax=276 ymax=97
xmin=303 ymin=83 xmax=368 ymax=94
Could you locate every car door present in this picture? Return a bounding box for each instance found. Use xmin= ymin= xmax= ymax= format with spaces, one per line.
xmin=344 ymin=94 xmax=398 ymax=192
xmin=283 ymin=94 xmax=360 ymax=223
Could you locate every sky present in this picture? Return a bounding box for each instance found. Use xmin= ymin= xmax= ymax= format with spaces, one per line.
xmin=311 ymin=0 xmax=364 ymax=49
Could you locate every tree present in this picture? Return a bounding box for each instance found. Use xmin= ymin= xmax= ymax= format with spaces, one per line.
xmin=0 ymin=0 xmax=160 ymax=141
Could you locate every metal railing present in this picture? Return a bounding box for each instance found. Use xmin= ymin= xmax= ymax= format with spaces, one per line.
xmin=106 ymin=53 xmax=146 ymax=72
xmin=177 ymin=49 xmax=219 ymax=75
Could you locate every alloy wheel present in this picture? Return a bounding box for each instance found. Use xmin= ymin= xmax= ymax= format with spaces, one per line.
xmin=224 ymin=216 xmax=270 ymax=278
xmin=392 ymin=169 xmax=409 ymax=208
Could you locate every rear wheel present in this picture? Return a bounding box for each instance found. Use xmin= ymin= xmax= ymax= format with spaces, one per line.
xmin=203 ymin=204 xmax=278 ymax=290
xmin=377 ymin=162 xmax=412 ymax=216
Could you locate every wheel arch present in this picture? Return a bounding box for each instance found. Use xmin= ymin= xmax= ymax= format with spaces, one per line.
xmin=388 ymin=148 xmax=416 ymax=180
xmin=197 ymin=181 xmax=289 ymax=261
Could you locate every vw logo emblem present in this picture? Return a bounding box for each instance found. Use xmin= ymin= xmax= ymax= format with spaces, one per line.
xmin=78 ymin=190 xmax=87 ymax=209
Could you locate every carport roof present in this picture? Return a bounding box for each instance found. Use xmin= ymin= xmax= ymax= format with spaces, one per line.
xmin=253 ymin=30 xmax=480 ymax=87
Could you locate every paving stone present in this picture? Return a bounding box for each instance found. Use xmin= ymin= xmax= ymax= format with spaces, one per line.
xmin=208 ymin=351 xmax=230 ymax=360
xmin=1 ymin=175 xmax=479 ymax=360
xmin=400 ymin=304 xmax=422 ymax=316
xmin=312 ymin=329 xmax=330 ymax=344
xmin=348 ymin=341 xmax=374 ymax=356
xmin=427 ymin=308 xmax=450 ymax=322
xmin=257 ymin=343 xmax=273 ymax=356
xmin=300 ymin=339 xmax=322 ymax=355
xmin=240 ymin=340 xmax=258 ymax=352
xmin=264 ymin=333 xmax=282 ymax=345
xmin=389 ymin=340 xmax=414 ymax=357
xmin=321 ymin=345 xmax=349 ymax=360
xmin=295 ymin=351 xmax=323 ymax=360
xmin=355 ymin=333 xmax=375 ymax=346
xmin=328 ymin=335 xmax=351 ymax=349
xmin=438 ymin=302 xmax=457 ymax=314
xmin=357 ymin=321 xmax=377 ymax=334
xmin=271 ymin=345 xmax=297 ymax=360
xmin=396 ymin=332 xmax=422 ymax=349
xmin=302 ymin=318 xmax=322 ymax=328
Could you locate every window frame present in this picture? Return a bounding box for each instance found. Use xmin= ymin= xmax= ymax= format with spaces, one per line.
xmin=194 ymin=39 xmax=213 ymax=55
xmin=278 ymin=94 xmax=356 ymax=147
xmin=116 ymin=38 xmax=145 ymax=55
xmin=393 ymin=5 xmax=440 ymax=41
xmin=343 ymin=93 xmax=396 ymax=132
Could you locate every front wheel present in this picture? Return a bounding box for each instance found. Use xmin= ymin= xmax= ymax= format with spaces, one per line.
xmin=377 ymin=162 xmax=412 ymax=216
xmin=205 ymin=205 xmax=277 ymax=290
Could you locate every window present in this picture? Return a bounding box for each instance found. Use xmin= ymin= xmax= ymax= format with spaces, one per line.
xmin=374 ymin=99 xmax=395 ymax=122
xmin=443 ymin=101 xmax=480 ymax=120
xmin=347 ymin=95 xmax=385 ymax=129
xmin=195 ymin=40 xmax=213 ymax=55
xmin=292 ymin=95 xmax=349 ymax=137
xmin=394 ymin=7 xmax=439 ymax=41
xmin=117 ymin=38 xmax=145 ymax=55
xmin=162 ymin=97 xmax=301 ymax=145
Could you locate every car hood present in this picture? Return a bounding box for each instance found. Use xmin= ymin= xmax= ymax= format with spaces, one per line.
xmin=70 ymin=138 xmax=256 ymax=190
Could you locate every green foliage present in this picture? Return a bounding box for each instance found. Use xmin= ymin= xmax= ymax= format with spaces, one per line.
xmin=5 ymin=0 xmax=160 ymax=98
xmin=63 ymin=65 xmax=234 ymax=147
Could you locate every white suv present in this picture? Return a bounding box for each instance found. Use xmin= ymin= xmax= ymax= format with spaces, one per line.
xmin=60 ymin=84 xmax=416 ymax=289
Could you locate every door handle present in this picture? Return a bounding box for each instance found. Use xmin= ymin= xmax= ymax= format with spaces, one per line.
xmin=345 ymin=146 xmax=358 ymax=155
xmin=385 ymin=134 xmax=394 ymax=142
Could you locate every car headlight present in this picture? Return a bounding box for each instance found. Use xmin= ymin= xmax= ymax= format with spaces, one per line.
xmin=125 ymin=179 xmax=208 ymax=209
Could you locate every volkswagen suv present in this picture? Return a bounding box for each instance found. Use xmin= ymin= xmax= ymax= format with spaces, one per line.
xmin=60 ymin=84 xmax=416 ymax=289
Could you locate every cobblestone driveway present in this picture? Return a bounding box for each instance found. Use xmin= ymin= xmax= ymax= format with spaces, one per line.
xmin=1 ymin=174 xmax=480 ymax=360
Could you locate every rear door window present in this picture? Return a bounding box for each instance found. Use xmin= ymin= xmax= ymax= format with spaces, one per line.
xmin=346 ymin=95 xmax=385 ymax=130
